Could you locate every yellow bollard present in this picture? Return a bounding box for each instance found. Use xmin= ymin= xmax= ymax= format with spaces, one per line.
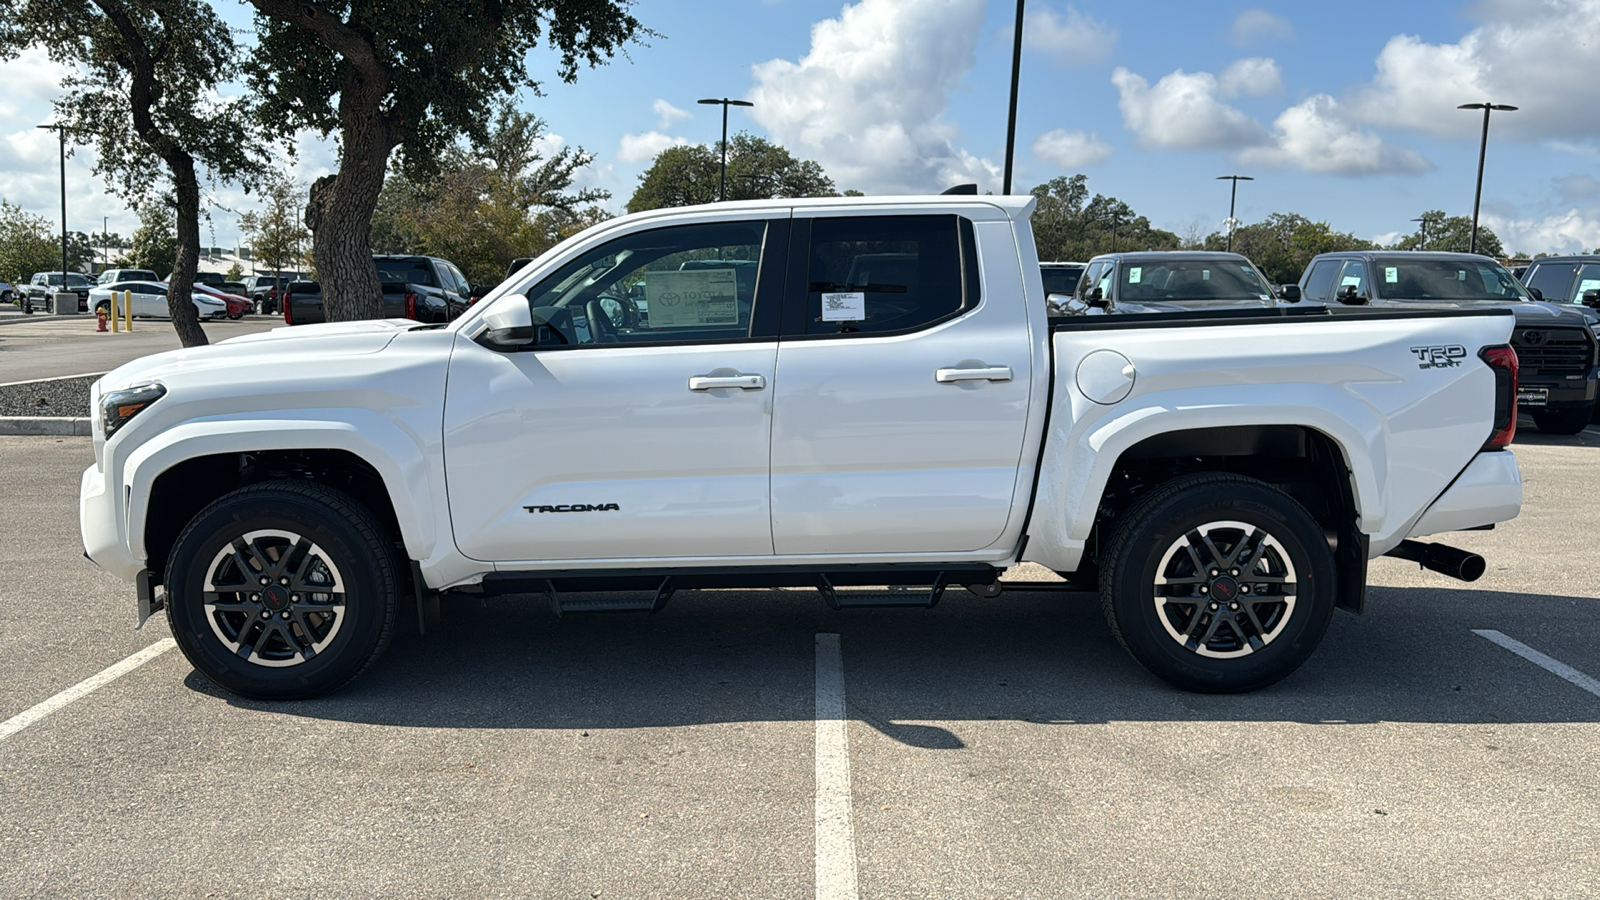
xmin=124 ymin=290 xmax=132 ymax=331
xmin=109 ymin=291 xmax=118 ymax=333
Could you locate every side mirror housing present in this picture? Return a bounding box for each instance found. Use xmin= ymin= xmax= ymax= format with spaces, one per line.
xmin=477 ymin=294 xmax=534 ymax=349
xmin=1335 ymin=284 xmax=1368 ymax=305
xmin=1583 ymin=289 xmax=1600 ymax=309
xmin=1526 ymin=286 xmax=1544 ymax=301
xmin=1085 ymin=286 xmax=1109 ymax=309
xmin=1277 ymin=284 xmax=1302 ymax=302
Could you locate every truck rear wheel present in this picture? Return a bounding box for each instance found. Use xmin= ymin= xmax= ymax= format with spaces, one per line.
xmin=164 ymin=482 xmax=399 ymax=700
xmin=1099 ymin=473 xmax=1336 ymax=693
xmin=1530 ymin=406 xmax=1593 ymax=435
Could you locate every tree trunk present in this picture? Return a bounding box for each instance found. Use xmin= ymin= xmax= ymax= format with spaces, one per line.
xmin=165 ymin=155 xmax=209 ymax=347
xmin=305 ymin=59 xmax=396 ymax=322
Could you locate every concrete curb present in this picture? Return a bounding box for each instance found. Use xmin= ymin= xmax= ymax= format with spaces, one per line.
xmin=0 ymin=417 xmax=92 ymax=436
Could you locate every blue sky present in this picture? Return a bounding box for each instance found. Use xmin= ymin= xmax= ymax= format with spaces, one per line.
xmin=2 ymin=0 xmax=1598 ymax=257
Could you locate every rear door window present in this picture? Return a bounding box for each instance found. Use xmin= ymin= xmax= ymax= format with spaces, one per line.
xmin=795 ymin=215 xmax=978 ymax=336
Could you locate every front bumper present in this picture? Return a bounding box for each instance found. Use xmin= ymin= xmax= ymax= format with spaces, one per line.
xmin=80 ymin=463 xmax=142 ymax=582
xmin=1519 ymin=372 xmax=1598 ymax=410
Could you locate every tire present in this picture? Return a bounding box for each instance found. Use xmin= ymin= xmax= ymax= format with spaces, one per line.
xmin=1531 ymin=406 xmax=1593 ymax=435
xmin=1099 ymin=473 xmax=1336 ymax=693
xmin=164 ymin=481 xmax=400 ymax=700
xmin=227 ymin=310 xmax=243 ymax=320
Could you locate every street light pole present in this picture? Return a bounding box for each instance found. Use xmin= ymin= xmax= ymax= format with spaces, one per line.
xmin=38 ymin=124 xmax=69 ymax=291
xmin=1457 ymin=102 xmax=1517 ymax=255
xmin=1002 ymin=0 xmax=1026 ymax=194
xmin=697 ymin=97 xmax=754 ymax=202
xmin=1216 ymin=174 xmax=1254 ymax=252
xmin=1411 ymin=216 xmax=1428 ymax=249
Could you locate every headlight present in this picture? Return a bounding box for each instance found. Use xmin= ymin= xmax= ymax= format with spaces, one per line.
xmin=101 ymin=382 xmax=166 ymax=438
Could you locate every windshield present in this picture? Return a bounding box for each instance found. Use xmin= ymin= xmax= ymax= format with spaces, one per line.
xmin=1117 ymin=259 xmax=1273 ymax=302
xmin=1375 ymin=258 xmax=1529 ymax=302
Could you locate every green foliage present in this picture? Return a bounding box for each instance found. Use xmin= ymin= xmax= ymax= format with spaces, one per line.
xmin=1028 ymin=175 xmax=1181 ymax=262
xmin=1390 ymin=210 xmax=1503 ymax=257
xmin=1202 ymin=213 xmax=1375 ymax=284
xmin=369 ymin=105 xmax=612 ymax=284
xmin=225 ymin=262 xmax=244 ymax=280
xmin=0 ymin=200 xmax=60 ymax=284
xmin=627 ymin=133 xmax=837 ymax=213
xmin=239 ymin=172 xmax=310 ymax=276
xmin=125 ymin=203 xmax=177 ymax=275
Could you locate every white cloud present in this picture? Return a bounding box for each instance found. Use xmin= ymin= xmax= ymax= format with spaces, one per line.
xmin=1348 ymin=0 xmax=1600 ymax=141
xmin=652 ymin=99 xmax=691 ymax=130
xmin=1111 ymin=67 xmax=1270 ymax=150
xmin=1239 ymin=94 xmax=1431 ymax=175
xmin=617 ymin=131 xmax=689 ymax=164
xmin=748 ymin=0 xmax=997 ymax=194
xmin=1484 ymin=208 xmax=1600 ymax=255
xmin=1232 ymin=9 xmax=1293 ymax=45
xmin=1218 ymin=58 xmax=1283 ymax=98
xmin=1031 ymin=129 xmax=1112 ymax=168
xmin=1022 ymin=4 xmax=1117 ymax=65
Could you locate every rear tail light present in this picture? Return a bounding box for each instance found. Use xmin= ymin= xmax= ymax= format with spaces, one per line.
xmin=1480 ymin=345 xmax=1518 ymax=450
xmin=404 ymin=292 xmax=418 ymax=320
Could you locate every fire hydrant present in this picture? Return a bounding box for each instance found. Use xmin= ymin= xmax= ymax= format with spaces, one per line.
xmin=96 ymin=306 xmax=109 ymax=332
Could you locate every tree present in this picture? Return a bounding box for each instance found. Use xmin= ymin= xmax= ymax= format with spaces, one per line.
xmin=369 ymin=105 xmax=611 ymax=285
xmin=627 ymin=133 xmax=836 ymax=213
xmin=1 ymin=0 xmax=266 ymax=347
xmin=225 ymin=262 xmax=243 ymax=281
xmin=0 ymin=200 xmax=60 ymax=285
xmin=1203 ymin=213 xmax=1375 ymax=285
xmin=240 ymin=173 xmax=310 ymax=277
xmin=124 ymin=202 xmax=177 ymax=275
xmin=245 ymin=0 xmax=646 ymax=322
xmin=1391 ymin=210 xmax=1503 ymax=257
xmin=1027 ymin=175 xmax=1180 ymax=262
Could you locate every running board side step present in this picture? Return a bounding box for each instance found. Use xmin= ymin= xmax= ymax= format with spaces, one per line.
xmin=820 ymin=573 xmax=949 ymax=609
xmin=546 ymin=577 xmax=675 ymax=616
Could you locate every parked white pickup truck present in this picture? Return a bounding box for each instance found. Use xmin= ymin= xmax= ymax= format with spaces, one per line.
xmin=81 ymin=195 xmax=1523 ymax=699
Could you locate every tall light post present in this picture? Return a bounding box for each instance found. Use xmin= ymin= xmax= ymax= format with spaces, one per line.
xmin=1411 ymin=215 xmax=1428 ymax=249
xmin=1216 ymin=174 xmax=1253 ymax=252
xmin=102 ymin=216 xmax=108 ymax=271
xmin=697 ymin=97 xmax=754 ymax=202
xmin=1002 ymin=0 xmax=1025 ymax=194
xmin=1457 ymin=102 xmax=1517 ymax=255
xmin=37 ymin=123 xmax=70 ymax=292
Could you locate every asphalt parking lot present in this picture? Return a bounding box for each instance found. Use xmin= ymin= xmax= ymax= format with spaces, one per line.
xmin=0 ymin=312 xmax=281 ymax=383
xmin=1 ymin=426 xmax=1597 ymax=898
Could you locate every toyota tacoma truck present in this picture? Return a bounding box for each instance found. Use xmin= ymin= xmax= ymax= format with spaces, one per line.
xmin=80 ymin=195 xmax=1524 ymax=700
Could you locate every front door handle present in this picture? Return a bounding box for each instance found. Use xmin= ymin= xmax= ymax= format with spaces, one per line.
xmin=935 ymin=366 xmax=1013 ymax=384
xmin=689 ymin=373 xmax=767 ymax=391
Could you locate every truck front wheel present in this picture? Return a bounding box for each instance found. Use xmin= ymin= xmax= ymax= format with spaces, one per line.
xmin=1100 ymin=473 xmax=1336 ymax=693
xmin=164 ymin=482 xmax=400 ymax=700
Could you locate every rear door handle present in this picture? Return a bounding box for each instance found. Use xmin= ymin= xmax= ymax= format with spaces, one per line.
xmin=935 ymin=366 xmax=1013 ymax=383
xmin=689 ymin=374 xmax=767 ymax=391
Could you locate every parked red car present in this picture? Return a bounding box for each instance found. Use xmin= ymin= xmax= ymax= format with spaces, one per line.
xmin=192 ymin=283 xmax=252 ymax=320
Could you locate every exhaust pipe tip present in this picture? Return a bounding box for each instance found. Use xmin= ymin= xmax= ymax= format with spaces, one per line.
xmin=1386 ymin=540 xmax=1486 ymax=582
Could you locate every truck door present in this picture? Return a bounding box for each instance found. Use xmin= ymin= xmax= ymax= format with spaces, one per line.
xmin=769 ymin=211 xmax=1034 ymax=555
xmin=442 ymin=217 xmax=787 ymax=563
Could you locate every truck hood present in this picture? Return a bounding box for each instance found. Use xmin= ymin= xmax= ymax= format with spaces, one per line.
xmin=1370 ymin=298 xmax=1594 ymax=326
xmin=97 ymin=319 xmax=423 ymax=392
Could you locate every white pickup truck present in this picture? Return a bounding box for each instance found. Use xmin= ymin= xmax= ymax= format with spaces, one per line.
xmin=80 ymin=195 xmax=1524 ymax=700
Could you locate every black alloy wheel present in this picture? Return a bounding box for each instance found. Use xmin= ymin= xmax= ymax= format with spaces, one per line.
xmin=165 ymin=481 xmax=399 ymax=700
xmin=1100 ymin=473 xmax=1336 ymax=693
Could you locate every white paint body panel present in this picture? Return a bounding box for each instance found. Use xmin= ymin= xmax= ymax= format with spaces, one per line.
xmin=79 ymin=195 xmax=1523 ymax=595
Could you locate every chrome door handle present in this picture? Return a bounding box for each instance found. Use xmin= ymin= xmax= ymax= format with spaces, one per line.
xmin=935 ymin=366 xmax=1013 ymax=384
xmin=689 ymin=374 xmax=767 ymax=391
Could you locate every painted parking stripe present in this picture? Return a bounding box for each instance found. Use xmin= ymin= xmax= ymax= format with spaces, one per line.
xmin=0 ymin=639 xmax=176 ymax=743
xmin=1473 ymin=629 xmax=1600 ymax=699
xmin=815 ymin=633 xmax=860 ymax=900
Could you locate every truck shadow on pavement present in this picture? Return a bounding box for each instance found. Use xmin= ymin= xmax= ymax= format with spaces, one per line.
xmin=193 ymin=582 xmax=1600 ymax=746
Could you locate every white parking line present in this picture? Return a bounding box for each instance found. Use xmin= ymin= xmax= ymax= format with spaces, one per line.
xmin=815 ymin=633 xmax=860 ymax=900
xmin=0 ymin=639 xmax=176 ymax=743
xmin=1473 ymin=629 xmax=1600 ymax=699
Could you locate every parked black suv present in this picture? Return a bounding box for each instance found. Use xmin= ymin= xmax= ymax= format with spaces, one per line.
xmin=1301 ymin=251 xmax=1599 ymax=434
xmin=1053 ymin=251 xmax=1291 ymax=315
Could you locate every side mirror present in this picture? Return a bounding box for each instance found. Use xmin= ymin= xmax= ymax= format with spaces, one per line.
xmin=1276 ymin=284 xmax=1302 ymax=302
xmin=1335 ymin=284 xmax=1367 ymax=305
xmin=1526 ymin=287 xmax=1544 ymax=301
xmin=1085 ymin=286 xmax=1109 ymax=309
xmin=1583 ymin=289 xmax=1600 ymax=309
xmin=477 ymin=294 xmax=533 ymax=349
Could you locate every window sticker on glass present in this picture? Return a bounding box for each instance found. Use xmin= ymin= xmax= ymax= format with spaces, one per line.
xmin=821 ymin=291 xmax=866 ymax=322
xmin=1341 ymin=275 xmax=1362 ymax=286
xmin=643 ymin=269 xmax=740 ymax=327
xmin=1202 ymin=269 xmax=1211 ymax=280
xmin=1457 ymin=270 xmax=1467 ymax=281
xmin=1128 ymin=267 xmax=1142 ymax=284
xmin=1385 ymin=267 xmax=1398 ymax=283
